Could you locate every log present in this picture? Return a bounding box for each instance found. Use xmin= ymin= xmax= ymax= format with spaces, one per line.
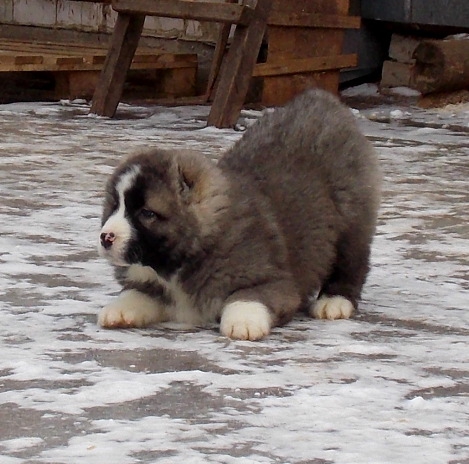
xmin=412 ymin=38 xmax=469 ymax=94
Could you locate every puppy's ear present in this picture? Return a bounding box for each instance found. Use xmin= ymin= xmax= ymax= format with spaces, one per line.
xmin=178 ymin=164 xmax=194 ymax=195
xmin=174 ymin=150 xmax=229 ymax=235
xmin=175 ymin=151 xmax=213 ymax=202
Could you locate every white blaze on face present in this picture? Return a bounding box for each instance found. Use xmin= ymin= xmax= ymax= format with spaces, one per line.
xmin=99 ymin=166 xmax=141 ymax=266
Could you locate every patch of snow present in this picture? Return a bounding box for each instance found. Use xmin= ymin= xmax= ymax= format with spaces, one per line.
xmin=341 ymin=83 xmax=380 ymax=97
xmin=386 ymin=86 xmax=422 ymax=97
xmin=0 ymin=97 xmax=468 ymax=464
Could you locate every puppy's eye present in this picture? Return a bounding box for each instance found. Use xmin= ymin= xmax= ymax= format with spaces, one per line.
xmin=139 ymin=208 xmax=167 ymax=221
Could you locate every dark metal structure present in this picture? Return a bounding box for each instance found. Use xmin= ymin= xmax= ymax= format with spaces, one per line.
xmin=360 ymin=0 xmax=469 ymax=29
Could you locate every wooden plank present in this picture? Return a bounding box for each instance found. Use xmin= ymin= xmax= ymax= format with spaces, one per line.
xmin=0 ymin=63 xmax=195 ymax=72
xmin=0 ymin=53 xmax=196 ymax=72
xmin=205 ymin=0 xmax=238 ymax=101
xmin=207 ymin=0 xmax=271 ymax=127
xmin=0 ymin=39 xmax=107 ymax=54
xmin=90 ymin=13 xmax=145 ymax=117
xmin=253 ymin=54 xmax=357 ymax=77
xmin=112 ymin=0 xmax=253 ymax=25
xmin=14 ymin=56 xmax=44 ymax=65
xmin=0 ymin=39 xmax=173 ymax=59
xmin=262 ymin=0 xmax=350 ymax=106
xmin=268 ymin=11 xmax=360 ymax=29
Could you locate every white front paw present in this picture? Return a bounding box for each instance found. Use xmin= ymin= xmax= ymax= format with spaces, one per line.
xmin=220 ymin=301 xmax=271 ymax=341
xmin=98 ymin=289 xmax=164 ymax=328
xmin=311 ymin=295 xmax=354 ymax=320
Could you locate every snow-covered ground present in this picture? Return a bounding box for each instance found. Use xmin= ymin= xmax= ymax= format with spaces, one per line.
xmin=0 ymin=87 xmax=468 ymax=463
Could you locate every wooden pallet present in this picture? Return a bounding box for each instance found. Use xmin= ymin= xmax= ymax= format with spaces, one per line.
xmin=0 ymin=39 xmax=197 ymax=101
xmin=260 ymin=0 xmax=359 ymax=106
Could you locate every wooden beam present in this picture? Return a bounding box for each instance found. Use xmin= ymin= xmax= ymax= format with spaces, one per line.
xmin=90 ymin=13 xmax=145 ymax=117
xmin=268 ymin=11 xmax=361 ymax=29
xmin=207 ymin=0 xmax=272 ymax=127
xmin=112 ymin=0 xmax=253 ymax=25
xmin=0 ymin=55 xmax=196 ymax=72
xmin=253 ymin=54 xmax=358 ymax=77
xmin=204 ymin=0 xmax=239 ymax=101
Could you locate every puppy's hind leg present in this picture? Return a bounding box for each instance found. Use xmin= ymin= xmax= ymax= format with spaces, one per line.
xmin=311 ymin=228 xmax=373 ymax=321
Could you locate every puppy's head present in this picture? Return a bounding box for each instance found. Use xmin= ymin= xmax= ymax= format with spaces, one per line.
xmin=98 ymin=148 xmax=228 ymax=277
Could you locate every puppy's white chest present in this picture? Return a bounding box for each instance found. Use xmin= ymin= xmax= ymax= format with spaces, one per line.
xmin=125 ymin=264 xmax=214 ymax=325
xmin=166 ymin=274 xmax=202 ymax=325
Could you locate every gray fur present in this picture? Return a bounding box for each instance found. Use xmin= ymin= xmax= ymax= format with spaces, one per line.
xmin=100 ymin=88 xmax=381 ymax=333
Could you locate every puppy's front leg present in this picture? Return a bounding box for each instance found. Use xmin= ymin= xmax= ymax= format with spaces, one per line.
xmin=220 ymin=301 xmax=272 ymax=341
xmin=98 ymin=289 xmax=166 ymax=328
xmin=219 ymin=281 xmax=301 ymax=341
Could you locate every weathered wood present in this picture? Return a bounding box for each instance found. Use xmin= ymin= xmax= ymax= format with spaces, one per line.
xmin=412 ymin=39 xmax=469 ymax=94
xmin=380 ymin=60 xmax=414 ymax=88
xmin=0 ymin=54 xmax=196 ymax=72
xmin=0 ymin=39 xmax=107 ymax=55
xmin=253 ymin=54 xmax=357 ymax=77
xmin=112 ymin=0 xmax=253 ymax=25
xmin=262 ymin=0 xmax=351 ymax=106
xmin=207 ymin=0 xmax=272 ymax=127
xmin=388 ymin=34 xmax=420 ymax=64
xmin=54 ymin=70 xmax=101 ymax=100
xmin=0 ymin=38 xmax=194 ymax=65
xmin=268 ymin=11 xmax=360 ymax=29
xmin=52 ymin=66 xmax=196 ymax=101
xmin=12 ymin=56 xmax=43 ymax=66
xmin=159 ymin=67 xmax=197 ymax=98
xmin=205 ymin=0 xmax=238 ymax=101
xmin=90 ymin=13 xmax=145 ymax=117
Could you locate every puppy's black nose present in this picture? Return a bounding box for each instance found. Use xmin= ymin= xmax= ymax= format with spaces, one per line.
xmin=100 ymin=232 xmax=115 ymax=250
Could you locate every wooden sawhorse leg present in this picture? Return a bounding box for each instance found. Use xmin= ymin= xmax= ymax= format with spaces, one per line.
xmin=91 ymin=0 xmax=270 ymax=127
xmin=207 ymin=0 xmax=271 ymax=128
xmin=90 ymin=13 xmax=145 ymax=117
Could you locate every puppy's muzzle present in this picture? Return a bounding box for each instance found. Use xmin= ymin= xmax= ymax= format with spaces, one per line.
xmin=100 ymin=232 xmax=115 ymax=250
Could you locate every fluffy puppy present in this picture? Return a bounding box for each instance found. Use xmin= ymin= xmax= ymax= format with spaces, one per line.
xmin=98 ymin=88 xmax=381 ymax=340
